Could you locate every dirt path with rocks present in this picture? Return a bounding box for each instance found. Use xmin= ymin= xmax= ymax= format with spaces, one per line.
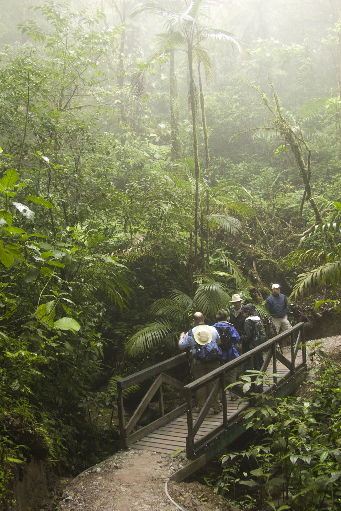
xmin=57 ymin=336 xmax=341 ymax=511
xmin=57 ymin=449 xmax=237 ymax=511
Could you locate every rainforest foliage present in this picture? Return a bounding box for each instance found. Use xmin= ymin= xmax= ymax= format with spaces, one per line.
xmin=211 ymin=347 xmax=341 ymax=511
xmin=0 ymin=0 xmax=340 ymax=504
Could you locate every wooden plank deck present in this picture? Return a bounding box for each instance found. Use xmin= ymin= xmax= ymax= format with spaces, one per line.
xmin=132 ymin=351 xmax=303 ymax=454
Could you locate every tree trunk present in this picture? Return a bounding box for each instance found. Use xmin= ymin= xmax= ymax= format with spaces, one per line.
xmin=271 ymin=91 xmax=323 ymax=224
xmin=187 ymin=39 xmax=201 ymax=260
xmin=169 ymin=49 xmax=181 ymax=160
xmin=198 ymin=62 xmax=210 ymax=170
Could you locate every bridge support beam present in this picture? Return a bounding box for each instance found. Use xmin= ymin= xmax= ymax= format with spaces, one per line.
xmin=170 ymin=364 xmax=307 ymax=482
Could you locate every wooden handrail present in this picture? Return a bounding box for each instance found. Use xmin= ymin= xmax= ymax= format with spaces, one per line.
xmin=184 ymin=323 xmax=306 ymax=458
xmin=117 ymin=350 xmax=191 ymax=448
xmin=117 ymin=323 xmax=307 ymax=457
xmin=118 ymin=351 xmax=188 ymax=390
xmin=185 ymin=323 xmax=304 ymax=391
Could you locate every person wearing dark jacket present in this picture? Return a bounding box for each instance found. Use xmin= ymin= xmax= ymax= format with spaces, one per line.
xmin=265 ymin=284 xmax=291 ymax=334
xmin=241 ymin=304 xmax=265 ymax=370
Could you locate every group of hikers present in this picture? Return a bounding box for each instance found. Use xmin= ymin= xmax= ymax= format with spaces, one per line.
xmin=178 ymin=283 xmax=291 ymax=412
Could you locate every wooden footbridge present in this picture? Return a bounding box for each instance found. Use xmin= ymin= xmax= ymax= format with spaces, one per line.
xmin=117 ymin=323 xmax=307 ymax=480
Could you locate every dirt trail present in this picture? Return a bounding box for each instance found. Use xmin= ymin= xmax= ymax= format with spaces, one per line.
xmin=57 ymin=336 xmax=341 ymax=511
xmin=57 ymin=449 xmax=234 ymax=511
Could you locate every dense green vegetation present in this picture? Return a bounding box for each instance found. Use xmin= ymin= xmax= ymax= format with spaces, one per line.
xmin=0 ymin=0 xmax=340 ymax=506
xmin=210 ymin=348 xmax=341 ymax=510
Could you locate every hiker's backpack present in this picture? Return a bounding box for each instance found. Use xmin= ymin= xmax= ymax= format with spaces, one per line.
xmin=253 ymin=319 xmax=266 ymax=344
xmin=215 ymin=325 xmax=233 ymax=351
xmin=188 ymin=329 xmax=222 ymax=362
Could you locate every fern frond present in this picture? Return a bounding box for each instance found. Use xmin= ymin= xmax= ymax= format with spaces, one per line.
xmin=126 ymin=321 xmax=174 ymax=355
xmin=207 ymin=213 xmax=241 ymax=234
xmin=290 ymin=261 xmax=341 ymax=299
xmin=225 ymin=201 xmax=256 ymax=218
xmin=201 ymin=27 xmax=242 ymax=52
xmin=149 ymin=297 xmax=189 ymax=323
xmin=194 ymin=46 xmax=212 ymax=77
xmin=221 ymin=254 xmax=250 ymax=289
xmin=169 ymin=289 xmax=194 ymax=311
xmin=107 ymin=375 xmax=139 ymax=398
xmin=285 ymin=249 xmax=328 ymax=269
xmin=156 ymin=31 xmax=186 ymax=50
xmin=301 ymin=222 xmax=341 ymax=242
xmin=193 ymin=283 xmax=230 ymax=316
xmin=102 ymin=276 xmax=131 ymax=310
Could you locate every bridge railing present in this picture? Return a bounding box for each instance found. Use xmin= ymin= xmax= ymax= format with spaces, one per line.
xmin=117 ymin=351 xmax=191 ymax=448
xmin=184 ymin=322 xmax=306 ymax=458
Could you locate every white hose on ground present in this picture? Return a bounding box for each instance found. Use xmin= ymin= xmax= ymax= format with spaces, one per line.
xmin=164 ymin=478 xmax=189 ymax=511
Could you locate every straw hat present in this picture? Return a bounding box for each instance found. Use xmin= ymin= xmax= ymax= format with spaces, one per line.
xmin=229 ymin=293 xmax=243 ymax=303
xmin=193 ymin=325 xmax=213 ymax=345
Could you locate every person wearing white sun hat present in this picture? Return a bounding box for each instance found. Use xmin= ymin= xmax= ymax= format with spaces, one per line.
xmin=179 ymin=312 xmax=222 ymax=411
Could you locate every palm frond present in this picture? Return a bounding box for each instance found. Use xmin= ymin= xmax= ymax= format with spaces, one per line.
xmin=169 ymin=289 xmax=194 ymax=310
xmin=186 ymin=0 xmax=206 ymax=19
xmin=207 ymin=213 xmax=241 ymax=234
xmin=201 ymin=27 xmax=242 ymax=52
xmin=156 ymin=31 xmax=186 ymax=50
xmin=227 ymin=263 xmax=249 ymax=290
xmin=132 ymin=2 xmax=169 ymax=17
xmin=301 ymin=222 xmax=341 ymax=242
xmin=285 ymin=249 xmax=329 ymax=270
xmin=193 ymin=283 xmax=230 ymax=317
xmin=149 ymin=297 xmax=188 ymax=323
xmin=290 ymin=261 xmax=341 ymax=299
xmin=102 ymin=277 xmax=131 ymax=310
xmin=194 ymin=45 xmax=212 ymax=77
xmin=225 ymin=200 xmax=256 ymax=218
xmin=126 ymin=321 xmax=174 ymax=355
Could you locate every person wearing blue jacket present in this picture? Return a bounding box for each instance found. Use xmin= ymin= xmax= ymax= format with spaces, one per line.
xmin=213 ymin=309 xmax=240 ymax=400
xmin=212 ymin=309 xmax=240 ymax=362
xmin=265 ymin=283 xmax=291 ymax=334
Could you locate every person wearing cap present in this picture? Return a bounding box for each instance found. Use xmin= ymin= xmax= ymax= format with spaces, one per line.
xmin=179 ymin=312 xmax=222 ymax=411
xmin=265 ymin=284 xmax=291 ymax=334
xmin=229 ymin=293 xmax=245 ymax=337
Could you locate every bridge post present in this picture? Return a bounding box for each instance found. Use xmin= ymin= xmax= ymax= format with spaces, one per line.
xmin=272 ymin=343 xmax=277 ymax=384
xmin=159 ymin=386 xmax=165 ymax=416
xmin=117 ymin=382 xmax=127 ymax=449
xmin=185 ymin=388 xmax=195 ymax=458
xmin=220 ymin=374 xmax=228 ymax=428
xmin=301 ymin=324 xmax=306 ymax=365
xmin=290 ymin=331 xmax=295 ymax=373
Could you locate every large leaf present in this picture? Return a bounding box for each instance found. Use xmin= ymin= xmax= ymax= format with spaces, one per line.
xmin=0 ymin=169 xmax=19 ymax=192
xmin=35 ymin=300 xmax=56 ymax=327
xmin=0 ymin=240 xmax=16 ymax=268
xmin=54 ymin=317 xmax=81 ymax=332
xmin=26 ymin=195 xmax=54 ymax=209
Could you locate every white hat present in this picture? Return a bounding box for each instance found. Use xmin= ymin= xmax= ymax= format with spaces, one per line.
xmin=272 ymin=283 xmax=280 ymax=289
xmin=230 ymin=293 xmax=243 ymax=303
xmin=193 ymin=325 xmax=212 ymax=345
